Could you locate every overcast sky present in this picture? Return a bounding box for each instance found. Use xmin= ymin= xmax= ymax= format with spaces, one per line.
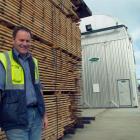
xmin=84 ymin=0 xmax=140 ymax=79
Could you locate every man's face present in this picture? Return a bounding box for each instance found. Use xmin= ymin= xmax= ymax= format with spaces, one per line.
xmin=13 ymin=30 xmax=31 ymax=54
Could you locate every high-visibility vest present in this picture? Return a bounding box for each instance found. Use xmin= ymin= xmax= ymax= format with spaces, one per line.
xmin=0 ymin=50 xmax=39 ymax=89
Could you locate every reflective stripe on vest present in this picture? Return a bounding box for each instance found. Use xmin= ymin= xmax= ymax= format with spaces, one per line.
xmin=33 ymin=57 xmax=40 ymax=84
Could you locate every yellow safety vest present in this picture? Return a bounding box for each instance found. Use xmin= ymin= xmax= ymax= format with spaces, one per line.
xmin=0 ymin=50 xmax=39 ymax=89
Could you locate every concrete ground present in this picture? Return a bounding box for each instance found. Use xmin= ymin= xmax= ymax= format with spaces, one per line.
xmin=64 ymin=108 xmax=140 ymax=140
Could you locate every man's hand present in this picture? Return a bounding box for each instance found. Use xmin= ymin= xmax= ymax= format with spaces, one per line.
xmin=43 ymin=114 xmax=48 ymax=129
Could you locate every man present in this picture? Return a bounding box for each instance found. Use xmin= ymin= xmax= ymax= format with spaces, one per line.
xmin=0 ymin=26 xmax=48 ymax=140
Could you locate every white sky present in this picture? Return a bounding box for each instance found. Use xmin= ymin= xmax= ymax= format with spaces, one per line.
xmin=84 ymin=0 xmax=140 ymax=78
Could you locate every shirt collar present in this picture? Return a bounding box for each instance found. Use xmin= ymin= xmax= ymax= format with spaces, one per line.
xmin=13 ymin=48 xmax=31 ymax=60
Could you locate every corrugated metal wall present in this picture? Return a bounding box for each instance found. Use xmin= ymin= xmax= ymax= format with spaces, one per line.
xmin=81 ymin=26 xmax=138 ymax=108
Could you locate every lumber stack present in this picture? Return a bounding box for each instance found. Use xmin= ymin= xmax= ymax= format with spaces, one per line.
xmin=42 ymin=95 xmax=58 ymax=140
xmin=0 ymin=131 xmax=6 ymax=140
xmin=0 ymin=0 xmax=82 ymax=140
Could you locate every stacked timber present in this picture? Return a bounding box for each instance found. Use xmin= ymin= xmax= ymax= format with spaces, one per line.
xmin=42 ymin=95 xmax=58 ymax=140
xmin=0 ymin=0 xmax=82 ymax=140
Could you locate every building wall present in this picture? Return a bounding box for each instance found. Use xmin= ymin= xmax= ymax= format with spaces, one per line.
xmin=81 ymin=26 xmax=138 ymax=108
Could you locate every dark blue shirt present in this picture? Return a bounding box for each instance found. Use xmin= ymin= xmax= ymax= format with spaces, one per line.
xmin=0 ymin=48 xmax=38 ymax=105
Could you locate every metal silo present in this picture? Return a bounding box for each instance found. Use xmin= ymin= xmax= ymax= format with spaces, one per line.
xmin=80 ymin=15 xmax=138 ymax=108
